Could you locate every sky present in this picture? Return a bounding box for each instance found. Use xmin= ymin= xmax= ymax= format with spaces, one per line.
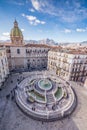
xmin=0 ymin=0 xmax=87 ymax=42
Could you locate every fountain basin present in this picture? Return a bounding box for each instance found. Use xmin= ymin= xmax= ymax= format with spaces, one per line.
xmin=38 ymin=79 xmax=52 ymax=91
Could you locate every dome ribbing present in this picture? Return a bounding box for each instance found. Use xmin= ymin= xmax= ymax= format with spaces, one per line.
xmin=10 ymin=20 xmax=23 ymax=44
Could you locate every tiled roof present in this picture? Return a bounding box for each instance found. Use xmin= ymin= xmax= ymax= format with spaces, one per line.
xmin=2 ymin=43 xmax=24 ymax=47
xmin=24 ymin=43 xmax=51 ymax=48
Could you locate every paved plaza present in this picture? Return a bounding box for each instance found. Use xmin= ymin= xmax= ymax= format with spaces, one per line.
xmin=0 ymin=72 xmax=87 ymax=130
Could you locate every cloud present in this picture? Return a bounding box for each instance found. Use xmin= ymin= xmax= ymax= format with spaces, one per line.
xmin=29 ymin=8 xmax=35 ymax=12
xmin=31 ymin=0 xmax=55 ymax=14
xmin=21 ymin=13 xmax=25 ymax=17
xmin=26 ymin=15 xmax=36 ymax=21
xmin=76 ymin=28 xmax=87 ymax=32
xmin=30 ymin=0 xmax=87 ymax=23
xmin=62 ymin=28 xmax=87 ymax=33
xmin=0 ymin=32 xmax=10 ymax=40
xmin=7 ymin=0 xmax=24 ymax=6
xmin=15 ymin=2 xmax=24 ymax=6
xmin=31 ymin=0 xmax=41 ymax=10
xmin=22 ymin=13 xmax=46 ymax=25
xmin=21 ymin=29 xmax=24 ymax=32
xmin=63 ymin=29 xmax=72 ymax=33
xmin=2 ymin=32 xmax=10 ymax=36
xmin=0 ymin=36 xmax=9 ymax=40
xmin=40 ymin=21 xmax=45 ymax=24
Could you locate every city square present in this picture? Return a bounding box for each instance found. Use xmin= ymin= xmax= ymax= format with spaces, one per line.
xmin=0 ymin=71 xmax=87 ymax=130
xmin=0 ymin=1 xmax=87 ymax=130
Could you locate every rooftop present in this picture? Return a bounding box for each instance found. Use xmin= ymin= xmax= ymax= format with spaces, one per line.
xmin=50 ymin=48 xmax=87 ymax=55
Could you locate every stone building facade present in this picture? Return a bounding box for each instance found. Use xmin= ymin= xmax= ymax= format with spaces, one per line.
xmin=25 ymin=44 xmax=50 ymax=70
xmin=48 ymin=50 xmax=87 ymax=82
xmin=5 ymin=44 xmax=50 ymax=71
xmin=84 ymin=79 xmax=87 ymax=87
xmin=4 ymin=20 xmax=50 ymax=71
xmin=0 ymin=46 xmax=9 ymax=87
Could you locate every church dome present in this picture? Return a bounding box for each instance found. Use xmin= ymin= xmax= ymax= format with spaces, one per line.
xmin=10 ymin=20 xmax=23 ymax=37
xmin=10 ymin=27 xmax=23 ymax=37
xmin=10 ymin=20 xmax=23 ymax=44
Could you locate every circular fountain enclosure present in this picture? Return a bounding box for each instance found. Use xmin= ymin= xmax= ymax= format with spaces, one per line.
xmin=38 ymin=79 xmax=52 ymax=91
xmin=15 ymin=71 xmax=77 ymax=122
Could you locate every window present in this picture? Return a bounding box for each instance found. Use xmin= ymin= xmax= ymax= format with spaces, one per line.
xmin=17 ymin=49 xmax=20 ymax=54
xmin=0 ymin=52 xmax=2 ymax=56
xmin=26 ymin=49 xmax=28 ymax=53
xmin=5 ymin=58 xmax=7 ymax=63
xmin=1 ymin=59 xmax=3 ymax=65
xmin=27 ymin=59 xmax=30 ymax=62
xmin=6 ymin=49 xmax=10 ymax=53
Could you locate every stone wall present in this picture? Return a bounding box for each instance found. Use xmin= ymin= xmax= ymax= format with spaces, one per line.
xmin=6 ymin=45 xmax=50 ymax=71
xmin=0 ymin=47 xmax=9 ymax=87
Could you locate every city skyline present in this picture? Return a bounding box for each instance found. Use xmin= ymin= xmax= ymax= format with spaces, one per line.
xmin=0 ymin=0 xmax=87 ymax=43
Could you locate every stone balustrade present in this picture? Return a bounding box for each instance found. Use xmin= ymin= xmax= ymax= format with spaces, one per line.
xmin=15 ymin=71 xmax=77 ymax=121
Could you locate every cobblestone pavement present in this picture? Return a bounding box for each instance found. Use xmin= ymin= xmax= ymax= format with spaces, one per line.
xmin=0 ymin=73 xmax=87 ymax=130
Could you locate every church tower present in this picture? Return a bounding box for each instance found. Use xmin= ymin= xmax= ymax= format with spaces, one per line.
xmin=10 ymin=20 xmax=23 ymax=45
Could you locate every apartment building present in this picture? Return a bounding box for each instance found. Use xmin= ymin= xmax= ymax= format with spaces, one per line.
xmin=0 ymin=46 xmax=9 ymax=87
xmin=48 ymin=49 xmax=87 ymax=82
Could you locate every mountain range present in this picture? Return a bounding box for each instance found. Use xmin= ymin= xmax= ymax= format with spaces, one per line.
xmin=24 ymin=38 xmax=59 ymax=46
xmin=0 ymin=39 xmax=87 ymax=46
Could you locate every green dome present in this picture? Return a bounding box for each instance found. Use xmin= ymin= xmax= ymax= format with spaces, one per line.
xmin=10 ymin=27 xmax=23 ymax=37
xmin=10 ymin=20 xmax=23 ymax=44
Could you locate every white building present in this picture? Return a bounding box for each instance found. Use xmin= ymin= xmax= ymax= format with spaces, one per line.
xmin=0 ymin=46 xmax=9 ymax=88
xmin=5 ymin=44 xmax=51 ymax=71
xmin=48 ymin=49 xmax=87 ymax=82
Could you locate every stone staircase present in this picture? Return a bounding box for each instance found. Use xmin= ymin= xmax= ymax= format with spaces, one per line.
xmin=46 ymin=93 xmax=55 ymax=104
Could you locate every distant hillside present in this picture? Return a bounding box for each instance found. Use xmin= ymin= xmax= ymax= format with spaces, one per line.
xmin=0 ymin=38 xmax=58 ymax=46
xmin=0 ymin=40 xmax=10 ymax=43
xmin=24 ymin=38 xmax=59 ymax=46
xmin=0 ymin=39 xmax=87 ymax=46
xmin=81 ymin=41 xmax=87 ymax=44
